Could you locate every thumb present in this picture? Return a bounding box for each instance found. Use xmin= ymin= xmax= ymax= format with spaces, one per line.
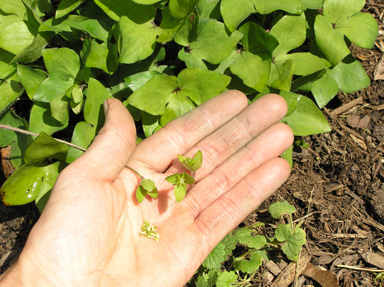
xmin=71 ymin=98 xmax=137 ymax=181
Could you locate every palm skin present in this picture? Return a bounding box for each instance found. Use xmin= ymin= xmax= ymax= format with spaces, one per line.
xmin=1 ymin=91 xmax=293 ymax=287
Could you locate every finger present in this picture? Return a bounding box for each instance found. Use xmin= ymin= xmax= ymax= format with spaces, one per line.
xmin=195 ymin=157 xmax=291 ymax=248
xmin=130 ymin=90 xmax=248 ymax=172
xmin=165 ymin=94 xmax=288 ymax=179
xmin=69 ymin=98 xmax=137 ymax=181
xmin=183 ymin=123 xmax=293 ymax=217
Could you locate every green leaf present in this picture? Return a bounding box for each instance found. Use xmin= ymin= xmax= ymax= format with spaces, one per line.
xmin=174 ymin=184 xmax=187 ymax=202
xmin=35 ymin=161 xmax=65 ymax=213
xmin=42 ymin=48 xmax=80 ymax=79
xmin=314 ymin=15 xmax=351 ymax=66
xmin=202 ymin=241 xmax=227 ymax=270
xmin=126 ymin=74 xmax=178 ymax=115
xmin=301 ymin=0 xmax=323 ymax=10
xmin=132 ymin=0 xmax=162 ymax=3
xmin=169 ymin=0 xmax=198 ymax=19
xmin=136 ymin=179 xmax=158 ymax=203
xmin=177 ymin=68 xmax=231 ymax=105
xmin=11 ymin=33 xmax=50 ymax=64
xmin=127 ymin=69 xmax=230 ymax=119
xmin=335 ymin=13 xmax=378 ymax=49
xmin=234 ymin=250 xmax=267 ymax=273
xmin=0 ymin=78 xmax=24 ymax=115
xmin=0 ymin=21 xmax=35 ymax=55
xmin=268 ymin=201 xmax=296 ymax=219
xmin=1 ymin=163 xmax=58 ymax=206
xmin=160 ymin=92 xmax=196 ymax=126
xmin=280 ymin=91 xmax=331 ymax=136
xmin=124 ymin=71 xmax=161 ymax=92
xmin=311 ymin=73 xmax=339 ymax=108
xmin=216 ymin=271 xmax=238 ymax=287
xmin=230 ymin=51 xmax=271 ymax=92
xmin=66 ymin=121 xmax=95 ymax=163
xmin=274 ymin=224 xmax=306 ymax=261
xmin=174 ymin=11 xmax=199 ymax=46
xmin=56 ymin=0 xmax=86 ymax=18
xmin=277 ymin=53 xmax=331 ymax=76
xmin=119 ymin=16 xmax=159 ymax=64
xmin=24 ymin=132 xmax=69 ymax=164
xmin=94 ymin=0 xmax=155 ymax=22
xmin=33 ymin=75 xmax=75 ymax=103
xmin=235 ymin=228 xmax=267 ymax=249
xmin=197 ymin=0 xmax=221 ymax=19
xmin=141 ymin=111 xmax=160 ymax=137
xmin=221 ymin=233 xmax=238 ymax=256
xmin=84 ymin=78 xmax=112 ymax=130
xmin=239 ymin=22 xmax=278 ymax=56
xmin=29 ymin=103 xmax=68 ymax=136
xmin=253 ymin=0 xmax=303 ymax=14
xmin=86 ymin=40 xmax=118 ymax=74
xmin=64 ymin=15 xmax=109 ymax=42
xmin=195 ymin=270 xmax=218 ymax=287
xmin=0 ymin=0 xmax=26 ymax=17
xmin=178 ymin=150 xmax=202 ymax=173
xmin=270 ymin=13 xmax=306 ymax=57
xmin=17 ymin=65 xmax=47 ymax=100
xmin=0 ymin=110 xmax=32 ymax=168
xmin=221 ymin=0 xmax=256 ymax=32
xmin=50 ymin=94 xmax=70 ymax=125
xmin=328 ymin=58 xmax=370 ymax=93
xmin=323 ymin=0 xmax=365 ymax=24
xmin=157 ymin=7 xmax=186 ymax=43
xmin=268 ymin=59 xmax=295 ymax=91
xmin=188 ymin=21 xmax=243 ymax=64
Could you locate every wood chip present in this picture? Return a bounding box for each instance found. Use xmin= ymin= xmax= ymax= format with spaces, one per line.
xmin=374 ymin=55 xmax=384 ymax=80
xmin=302 ymin=262 xmax=339 ymax=287
xmin=360 ymin=250 xmax=384 ymax=269
xmin=1 ymin=145 xmax=15 ymax=178
xmin=270 ymin=253 xmax=311 ymax=287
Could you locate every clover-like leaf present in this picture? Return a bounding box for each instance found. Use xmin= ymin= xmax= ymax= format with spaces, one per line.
xmin=234 ymin=250 xmax=268 ymax=273
xmin=268 ymin=201 xmax=296 ymax=219
xmin=274 ymin=223 xmax=306 ymax=261
xmin=178 ymin=150 xmax=202 ymax=173
xmin=235 ymin=228 xmax=267 ymax=249
xmin=216 ymin=271 xmax=238 ymax=287
xmin=136 ymin=178 xmax=158 ymax=203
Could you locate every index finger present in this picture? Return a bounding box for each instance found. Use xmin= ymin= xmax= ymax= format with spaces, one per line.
xmin=130 ymin=90 xmax=248 ymax=172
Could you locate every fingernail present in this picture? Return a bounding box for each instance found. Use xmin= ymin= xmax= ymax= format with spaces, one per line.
xmin=103 ymin=100 xmax=108 ymax=116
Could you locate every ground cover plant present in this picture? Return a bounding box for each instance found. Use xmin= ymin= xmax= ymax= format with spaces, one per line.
xmin=0 ymin=0 xmax=379 ymax=285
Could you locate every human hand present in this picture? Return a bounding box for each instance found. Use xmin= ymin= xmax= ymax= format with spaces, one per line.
xmin=0 ymin=91 xmax=293 ymax=287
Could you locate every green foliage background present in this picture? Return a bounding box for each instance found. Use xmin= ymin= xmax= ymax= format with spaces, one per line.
xmin=0 ymin=0 xmax=378 ymax=211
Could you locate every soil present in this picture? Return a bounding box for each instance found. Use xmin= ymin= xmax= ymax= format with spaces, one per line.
xmin=0 ymin=1 xmax=384 ymax=286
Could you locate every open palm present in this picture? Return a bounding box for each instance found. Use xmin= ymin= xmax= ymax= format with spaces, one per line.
xmin=8 ymin=91 xmax=293 ymax=287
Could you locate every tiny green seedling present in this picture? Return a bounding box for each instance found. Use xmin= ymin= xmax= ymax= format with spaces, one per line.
xmin=165 ymin=172 xmax=195 ymax=202
xmin=136 ymin=178 xmax=158 ymax=203
xmin=139 ymin=219 xmax=160 ymax=242
xmin=178 ymin=150 xmax=203 ymax=173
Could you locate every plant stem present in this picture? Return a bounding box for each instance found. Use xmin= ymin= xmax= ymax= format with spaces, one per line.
xmin=0 ymin=124 xmax=87 ymax=152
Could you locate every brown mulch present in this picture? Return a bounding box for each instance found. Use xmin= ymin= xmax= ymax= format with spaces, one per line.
xmin=1 ymin=1 xmax=384 ymax=286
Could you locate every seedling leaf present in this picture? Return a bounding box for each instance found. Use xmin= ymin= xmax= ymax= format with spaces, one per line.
xmin=216 ymin=271 xmax=238 ymax=287
xmin=235 ymin=228 xmax=267 ymax=249
xmin=274 ymin=223 xmax=306 ymax=262
xmin=268 ymin=201 xmax=296 ymax=219
xmin=202 ymin=241 xmax=226 ymax=270
xmin=178 ymin=150 xmax=203 ymax=173
xmin=234 ymin=250 xmax=267 ymax=273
